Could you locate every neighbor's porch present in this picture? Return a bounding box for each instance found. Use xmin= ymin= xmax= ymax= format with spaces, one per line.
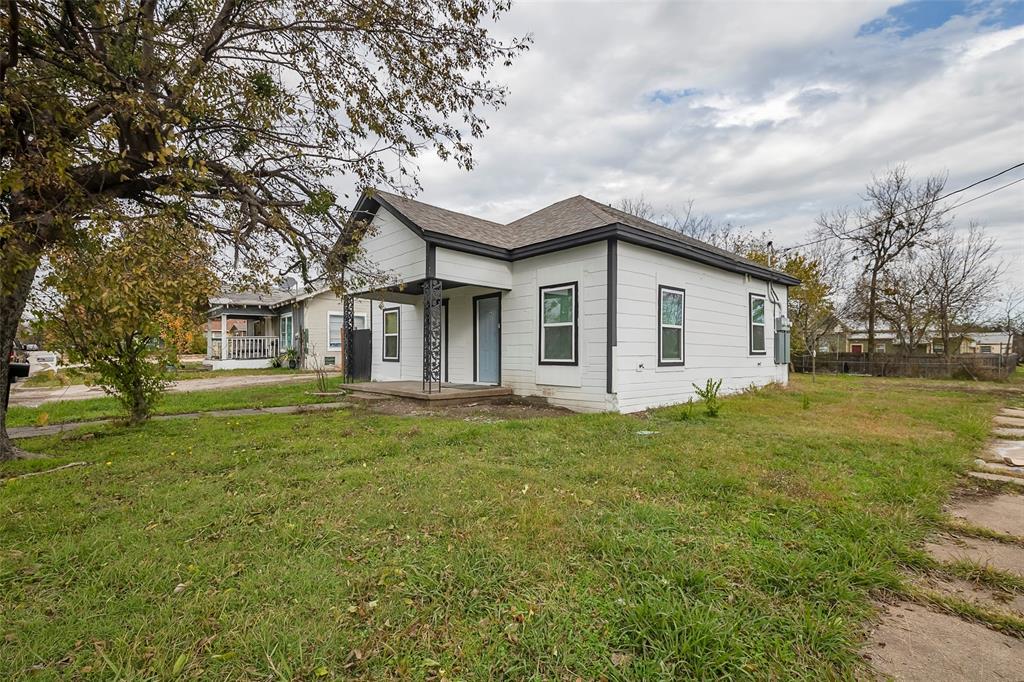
xmin=205 ymin=306 xmax=288 ymax=370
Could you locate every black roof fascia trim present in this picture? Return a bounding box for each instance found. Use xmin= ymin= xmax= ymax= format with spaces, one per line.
xmin=358 ymin=192 xmax=799 ymax=286
xmin=613 ymin=226 xmax=801 ymax=286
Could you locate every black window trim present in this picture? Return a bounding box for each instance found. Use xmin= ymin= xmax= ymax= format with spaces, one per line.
xmin=538 ymin=281 xmax=579 ymax=366
xmin=658 ymin=285 xmax=686 ymax=367
xmin=382 ymin=306 xmax=400 ymax=362
xmin=749 ymin=293 xmax=767 ymax=356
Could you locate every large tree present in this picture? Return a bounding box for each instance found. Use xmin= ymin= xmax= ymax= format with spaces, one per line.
xmin=816 ymin=165 xmax=948 ymax=361
xmin=0 ymin=0 xmax=528 ymax=459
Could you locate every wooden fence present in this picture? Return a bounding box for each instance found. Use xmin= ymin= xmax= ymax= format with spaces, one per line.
xmin=792 ymin=353 xmax=1020 ymax=381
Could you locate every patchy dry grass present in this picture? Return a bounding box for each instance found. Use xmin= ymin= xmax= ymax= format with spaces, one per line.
xmin=0 ymin=374 xmax=1000 ymax=679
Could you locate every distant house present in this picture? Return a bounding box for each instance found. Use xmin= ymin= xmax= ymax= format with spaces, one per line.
xmin=340 ymin=190 xmax=799 ymax=413
xmin=205 ymin=289 xmax=371 ymax=370
xmin=965 ymin=331 xmax=1014 ymax=355
xmin=821 ymin=324 xmax=1014 ymax=355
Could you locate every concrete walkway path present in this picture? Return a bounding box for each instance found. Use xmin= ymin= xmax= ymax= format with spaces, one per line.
xmin=863 ymin=405 xmax=1024 ymax=680
xmin=10 ymin=373 xmax=316 ymax=408
xmin=7 ymin=402 xmax=349 ymax=439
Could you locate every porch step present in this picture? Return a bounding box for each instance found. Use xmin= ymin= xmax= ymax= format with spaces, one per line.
xmin=346 ymin=381 xmax=513 ymax=402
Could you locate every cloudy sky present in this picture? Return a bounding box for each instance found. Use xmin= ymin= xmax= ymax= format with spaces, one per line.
xmin=394 ymin=0 xmax=1024 ymax=285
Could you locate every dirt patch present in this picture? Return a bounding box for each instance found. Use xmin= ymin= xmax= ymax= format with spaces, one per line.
xmin=913 ymin=575 xmax=1024 ymax=616
xmin=357 ymin=395 xmax=573 ymax=420
xmin=926 ymin=535 xmax=1024 ymax=577
xmin=947 ymin=493 xmax=1024 ymax=536
xmin=863 ymin=602 xmax=1024 ymax=681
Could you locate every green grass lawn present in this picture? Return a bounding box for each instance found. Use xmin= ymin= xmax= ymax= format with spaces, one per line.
xmin=6 ymin=378 xmax=345 ymax=428
xmin=0 ymin=375 xmax=1002 ymax=679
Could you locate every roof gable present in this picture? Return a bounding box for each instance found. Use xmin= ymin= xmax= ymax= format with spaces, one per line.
xmin=355 ymin=189 xmax=800 ymax=286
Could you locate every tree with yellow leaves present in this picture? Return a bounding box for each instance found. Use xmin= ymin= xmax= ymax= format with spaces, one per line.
xmin=37 ymin=218 xmax=217 ymax=424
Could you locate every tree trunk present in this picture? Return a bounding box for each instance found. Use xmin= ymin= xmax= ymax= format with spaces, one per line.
xmin=1 ymin=258 xmax=40 ymax=461
xmin=866 ymin=268 xmax=879 ymax=362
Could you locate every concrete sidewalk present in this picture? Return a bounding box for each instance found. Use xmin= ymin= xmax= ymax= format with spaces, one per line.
xmin=7 ymin=402 xmax=349 ymax=439
xmin=10 ymin=373 xmax=317 ymax=408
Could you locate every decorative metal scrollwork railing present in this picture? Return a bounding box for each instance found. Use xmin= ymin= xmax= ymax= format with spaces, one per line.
xmin=422 ymin=278 xmax=443 ymax=393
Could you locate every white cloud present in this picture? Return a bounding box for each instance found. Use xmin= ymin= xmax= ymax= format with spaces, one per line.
xmin=348 ymin=1 xmax=1024 ymax=285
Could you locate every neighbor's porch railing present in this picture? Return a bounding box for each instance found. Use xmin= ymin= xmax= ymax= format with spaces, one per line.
xmin=208 ymin=335 xmax=280 ymax=360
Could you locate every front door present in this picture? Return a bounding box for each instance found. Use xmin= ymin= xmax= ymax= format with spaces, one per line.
xmin=851 ymin=343 xmax=863 ymax=354
xmin=475 ymin=294 xmax=500 ymax=384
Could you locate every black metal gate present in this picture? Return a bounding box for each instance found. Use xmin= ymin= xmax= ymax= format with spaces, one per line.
xmin=350 ymin=329 xmax=372 ymax=381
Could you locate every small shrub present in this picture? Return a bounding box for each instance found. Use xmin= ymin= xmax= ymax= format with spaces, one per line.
xmin=692 ymin=378 xmax=723 ymax=417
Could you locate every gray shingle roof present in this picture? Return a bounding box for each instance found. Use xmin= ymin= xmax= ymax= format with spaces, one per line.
xmin=210 ymin=290 xmax=294 ymax=307
xmin=368 ymin=190 xmax=797 ymax=284
xmin=375 ymin=191 xmax=510 ymax=247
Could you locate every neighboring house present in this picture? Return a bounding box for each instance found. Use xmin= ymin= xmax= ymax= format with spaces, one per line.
xmin=344 ymin=190 xmax=799 ymax=413
xmin=205 ymin=288 xmax=371 ymax=370
xmin=821 ymin=324 xmax=1013 ymax=355
xmin=965 ymin=331 xmax=1014 ymax=355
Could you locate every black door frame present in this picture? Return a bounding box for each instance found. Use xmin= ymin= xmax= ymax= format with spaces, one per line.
xmin=472 ymin=292 xmax=502 ymax=384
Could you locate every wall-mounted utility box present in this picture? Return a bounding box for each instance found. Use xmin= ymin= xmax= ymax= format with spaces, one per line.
xmin=775 ymin=316 xmax=791 ymax=365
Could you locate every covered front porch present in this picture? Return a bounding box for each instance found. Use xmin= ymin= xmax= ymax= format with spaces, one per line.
xmin=205 ymin=306 xmax=284 ymax=370
xmin=351 ymin=276 xmax=507 ymax=394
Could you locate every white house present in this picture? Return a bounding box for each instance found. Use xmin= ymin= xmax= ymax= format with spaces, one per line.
xmin=345 ymin=190 xmax=799 ymax=413
xmin=205 ymin=288 xmax=371 ymax=371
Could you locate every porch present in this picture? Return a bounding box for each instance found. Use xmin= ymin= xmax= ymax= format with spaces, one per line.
xmin=353 ymin=277 xmax=507 ymax=394
xmin=204 ymin=307 xmax=285 ymax=369
xmin=346 ymin=381 xmax=512 ymax=402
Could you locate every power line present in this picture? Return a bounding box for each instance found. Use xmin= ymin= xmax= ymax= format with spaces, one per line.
xmin=781 ymin=161 xmax=1024 ymax=253
xmin=947 ymin=176 xmax=1024 ymax=211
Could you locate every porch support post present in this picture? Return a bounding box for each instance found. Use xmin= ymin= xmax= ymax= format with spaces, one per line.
xmin=206 ymin=318 xmax=213 ymax=359
xmin=220 ymin=313 xmax=228 ymax=360
xmin=343 ymin=296 xmax=355 ymax=383
xmin=422 ymin=278 xmax=442 ymax=394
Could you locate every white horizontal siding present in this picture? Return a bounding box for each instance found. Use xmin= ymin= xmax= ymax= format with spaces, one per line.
xmin=301 ymin=294 xmax=371 ymax=369
xmin=371 ymin=302 xmax=421 ymax=382
xmin=614 ymin=242 xmax=789 ymax=413
xmin=358 ymin=207 xmax=425 ymax=285
xmin=502 ymin=242 xmax=613 ymax=412
xmin=435 ymin=248 xmax=512 ymax=289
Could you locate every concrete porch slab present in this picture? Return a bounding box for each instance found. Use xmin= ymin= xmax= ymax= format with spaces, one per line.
xmin=346 ymin=381 xmax=513 ymax=402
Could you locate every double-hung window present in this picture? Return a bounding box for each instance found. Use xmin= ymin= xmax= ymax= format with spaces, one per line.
xmin=539 ymin=282 xmax=577 ymax=364
xmin=329 ymin=312 xmax=367 ymax=351
xmin=279 ymin=313 xmax=294 ymax=351
xmin=382 ymin=308 xmax=400 ymax=361
xmin=327 ymin=312 xmax=344 ymax=350
xmin=658 ymin=286 xmax=685 ymax=365
xmin=749 ymin=294 xmax=766 ymax=355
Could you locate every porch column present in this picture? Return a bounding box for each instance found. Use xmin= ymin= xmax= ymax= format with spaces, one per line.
xmin=205 ymin=318 xmax=212 ymax=359
xmin=343 ymin=296 xmax=355 ymax=383
xmin=422 ymin=279 xmax=443 ymax=393
xmin=220 ymin=313 xmax=228 ymax=360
